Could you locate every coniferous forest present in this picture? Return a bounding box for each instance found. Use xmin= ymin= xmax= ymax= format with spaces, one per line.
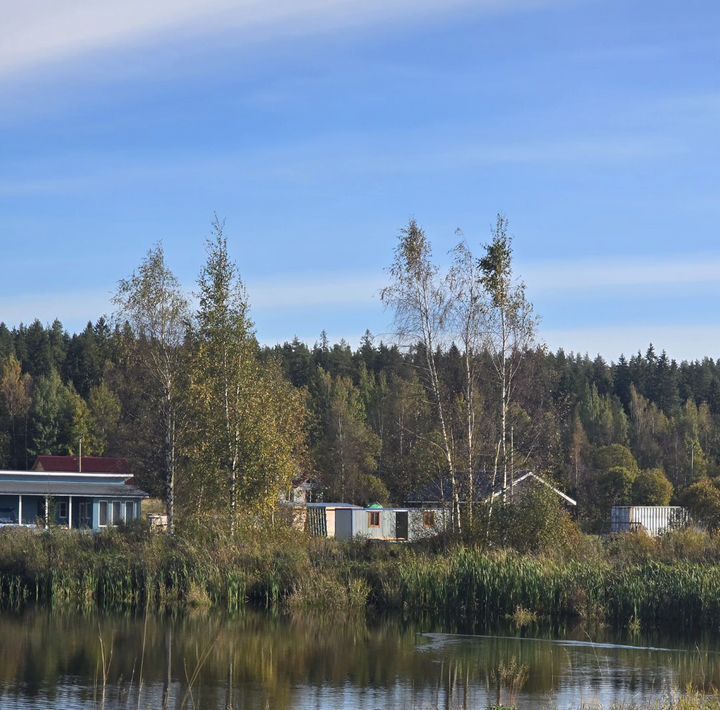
xmin=2 ymin=217 xmax=720 ymax=533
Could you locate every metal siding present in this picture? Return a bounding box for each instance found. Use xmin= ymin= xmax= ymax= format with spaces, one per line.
xmin=611 ymin=506 xmax=687 ymax=536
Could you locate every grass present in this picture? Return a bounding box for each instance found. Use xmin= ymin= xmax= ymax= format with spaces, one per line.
xmin=3 ymin=522 xmax=720 ymax=635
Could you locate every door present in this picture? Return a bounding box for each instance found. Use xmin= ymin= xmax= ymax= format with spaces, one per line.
xmin=395 ymin=511 xmax=408 ymax=540
xmin=78 ymin=501 xmax=92 ymax=529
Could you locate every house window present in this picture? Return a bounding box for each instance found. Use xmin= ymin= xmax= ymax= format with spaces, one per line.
xmin=99 ymin=501 xmax=108 ymax=526
xmin=57 ymin=501 xmax=68 ymax=520
xmin=125 ymin=501 xmax=135 ymax=522
xmin=369 ymin=511 xmax=380 ymax=527
xmin=423 ymin=511 xmax=435 ymax=528
xmin=112 ymin=501 xmax=123 ymax=525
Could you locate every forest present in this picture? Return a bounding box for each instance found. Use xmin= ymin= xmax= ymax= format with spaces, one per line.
xmin=2 ymin=216 xmax=720 ymax=534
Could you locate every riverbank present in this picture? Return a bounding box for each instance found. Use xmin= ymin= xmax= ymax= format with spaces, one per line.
xmin=1 ymin=523 xmax=720 ymax=634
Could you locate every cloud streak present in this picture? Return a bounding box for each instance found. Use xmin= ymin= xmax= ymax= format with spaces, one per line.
xmin=521 ymin=255 xmax=720 ymax=293
xmin=0 ymin=0 xmax=564 ymax=79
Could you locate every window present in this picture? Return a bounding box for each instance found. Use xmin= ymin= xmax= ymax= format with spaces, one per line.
xmin=57 ymin=501 xmax=68 ymax=520
xmin=112 ymin=501 xmax=123 ymax=525
xmin=125 ymin=501 xmax=135 ymax=522
xmin=369 ymin=511 xmax=380 ymax=527
xmin=423 ymin=511 xmax=435 ymax=528
xmin=99 ymin=501 xmax=108 ymax=526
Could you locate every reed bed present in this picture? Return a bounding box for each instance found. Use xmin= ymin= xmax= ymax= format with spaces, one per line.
xmin=2 ymin=525 xmax=720 ymax=633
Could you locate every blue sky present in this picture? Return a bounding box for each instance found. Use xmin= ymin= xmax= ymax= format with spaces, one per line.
xmin=1 ymin=0 xmax=719 ymax=361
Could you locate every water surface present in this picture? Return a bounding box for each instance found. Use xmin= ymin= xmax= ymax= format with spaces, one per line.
xmin=0 ymin=609 xmax=718 ymax=708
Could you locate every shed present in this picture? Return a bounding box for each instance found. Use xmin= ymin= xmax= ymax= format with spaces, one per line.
xmin=610 ymin=506 xmax=688 ymax=536
xmin=334 ymin=506 xmax=450 ymax=542
xmin=306 ymin=502 xmax=361 ymax=537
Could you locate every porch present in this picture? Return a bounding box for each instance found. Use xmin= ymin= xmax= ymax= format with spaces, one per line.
xmin=0 ymin=494 xmax=95 ymax=528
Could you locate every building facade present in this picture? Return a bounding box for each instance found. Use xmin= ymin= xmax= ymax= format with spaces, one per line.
xmin=0 ymin=457 xmax=148 ymax=531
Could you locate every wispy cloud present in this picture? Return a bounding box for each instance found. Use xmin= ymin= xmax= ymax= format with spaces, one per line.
xmin=0 ymin=129 xmax=677 ymax=200
xmin=0 ymin=0 xmax=567 ymax=79
xmin=248 ymin=272 xmax=384 ymax=310
xmin=521 ymin=255 xmax=720 ymax=293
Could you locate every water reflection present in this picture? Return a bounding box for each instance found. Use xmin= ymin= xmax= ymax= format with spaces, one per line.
xmin=0 ymin=609 xmax=717 ymax=708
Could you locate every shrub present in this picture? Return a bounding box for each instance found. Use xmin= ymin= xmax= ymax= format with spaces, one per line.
xmin=487 ymin=485 xmax=581 ymax=555
xmin=680 ymin=479 xmax=720 ymax=531
xmin=632 ymin=468 xmax=673 ymax=505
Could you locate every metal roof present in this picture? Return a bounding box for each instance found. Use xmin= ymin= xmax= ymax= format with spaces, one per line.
xmin=0 ymin=481 xmax=148 ymax=498
xmin=32 ymin=456 xmax=129 ymax=474
xmin=406 ymin=470 xmax=577 ymax=506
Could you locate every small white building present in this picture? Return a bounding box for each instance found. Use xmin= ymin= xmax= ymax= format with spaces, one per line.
xmin=334 ymin=505 xmax=449 ymax=541
xmin=610 ymin=506 xmax=688 ymax=536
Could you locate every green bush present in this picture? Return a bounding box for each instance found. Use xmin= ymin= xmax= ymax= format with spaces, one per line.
xmin=680 ymin=479 xmax=720 ymax=531
xmin=632 ymin=468 xmax=673 ymax=505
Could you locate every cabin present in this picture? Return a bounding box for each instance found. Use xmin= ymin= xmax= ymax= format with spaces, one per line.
xmin=0 ymin=456 xmax=148 ymax=531
xmin=406 ymin=470 xmax=577 ymax=511
xmin=610 ymin=506 xmax=688 ymax=536
xmin=334 ymin=504 xmax=450 ymax=542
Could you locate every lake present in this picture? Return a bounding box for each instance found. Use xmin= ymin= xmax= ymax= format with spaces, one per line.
xmin=0 ymin=609 xmax=717 ymax=708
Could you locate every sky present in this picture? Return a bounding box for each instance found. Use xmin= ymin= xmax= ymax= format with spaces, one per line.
xmin=1 ymin=0 xmax=719 ymax=362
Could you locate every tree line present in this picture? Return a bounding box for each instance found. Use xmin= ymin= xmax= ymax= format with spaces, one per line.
xmin=2 ymin=215 xmax=720 ymax=532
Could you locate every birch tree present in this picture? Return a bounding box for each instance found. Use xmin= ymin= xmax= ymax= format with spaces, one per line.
xmin=382 ymin=219 xmax=461 ymax=529
xmin=479 ymin=215 xmax=536 ymax=501
xmin=447 ymin=239 xmax=487 ymax=523
xmin=113 ymin=244 xmax=189 ymax=535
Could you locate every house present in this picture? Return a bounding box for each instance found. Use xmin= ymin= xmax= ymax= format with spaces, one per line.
xmin=334 ymin=504 xmax=450 ymax=542
xmin=611 ymin=506 xmax=688 ymax=536
xmin=280 ymin=477 xmax=315 ymax=506
xmin=0 ymin=456 xmax=148 ymax=531
xmin=406 ymin=470 xmax=577 ymax=510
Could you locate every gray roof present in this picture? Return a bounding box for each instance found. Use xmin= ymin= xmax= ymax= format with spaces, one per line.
xmin=0 ymin=481 xmax=149 ymax=498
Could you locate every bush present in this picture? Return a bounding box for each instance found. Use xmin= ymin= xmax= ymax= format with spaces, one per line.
xmin=632 ymin=468 xmax=673 ymax=505
xmin=680 ymin=479 xmax=720 ymax=531
xmin=487 ymin=485 xmax=582 ymax=555
xmin=598 ymin=466 xmax=636 ymax=506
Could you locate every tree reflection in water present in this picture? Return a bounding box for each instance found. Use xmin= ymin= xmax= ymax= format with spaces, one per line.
xmin=0 ymin=609 xmax=717 ymax=708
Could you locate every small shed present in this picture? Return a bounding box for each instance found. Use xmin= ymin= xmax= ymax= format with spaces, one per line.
xmin=611 ymin=506 xmax=688 ymax=536
xmin=306 ymin=502 xmax=361 ymax=537
xmin=334 ymin=505 xmax=450 ymax=541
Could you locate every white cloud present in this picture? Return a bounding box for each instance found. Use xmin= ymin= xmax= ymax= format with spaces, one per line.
xmin=0 ymin=0 xmax=564 ymax=78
